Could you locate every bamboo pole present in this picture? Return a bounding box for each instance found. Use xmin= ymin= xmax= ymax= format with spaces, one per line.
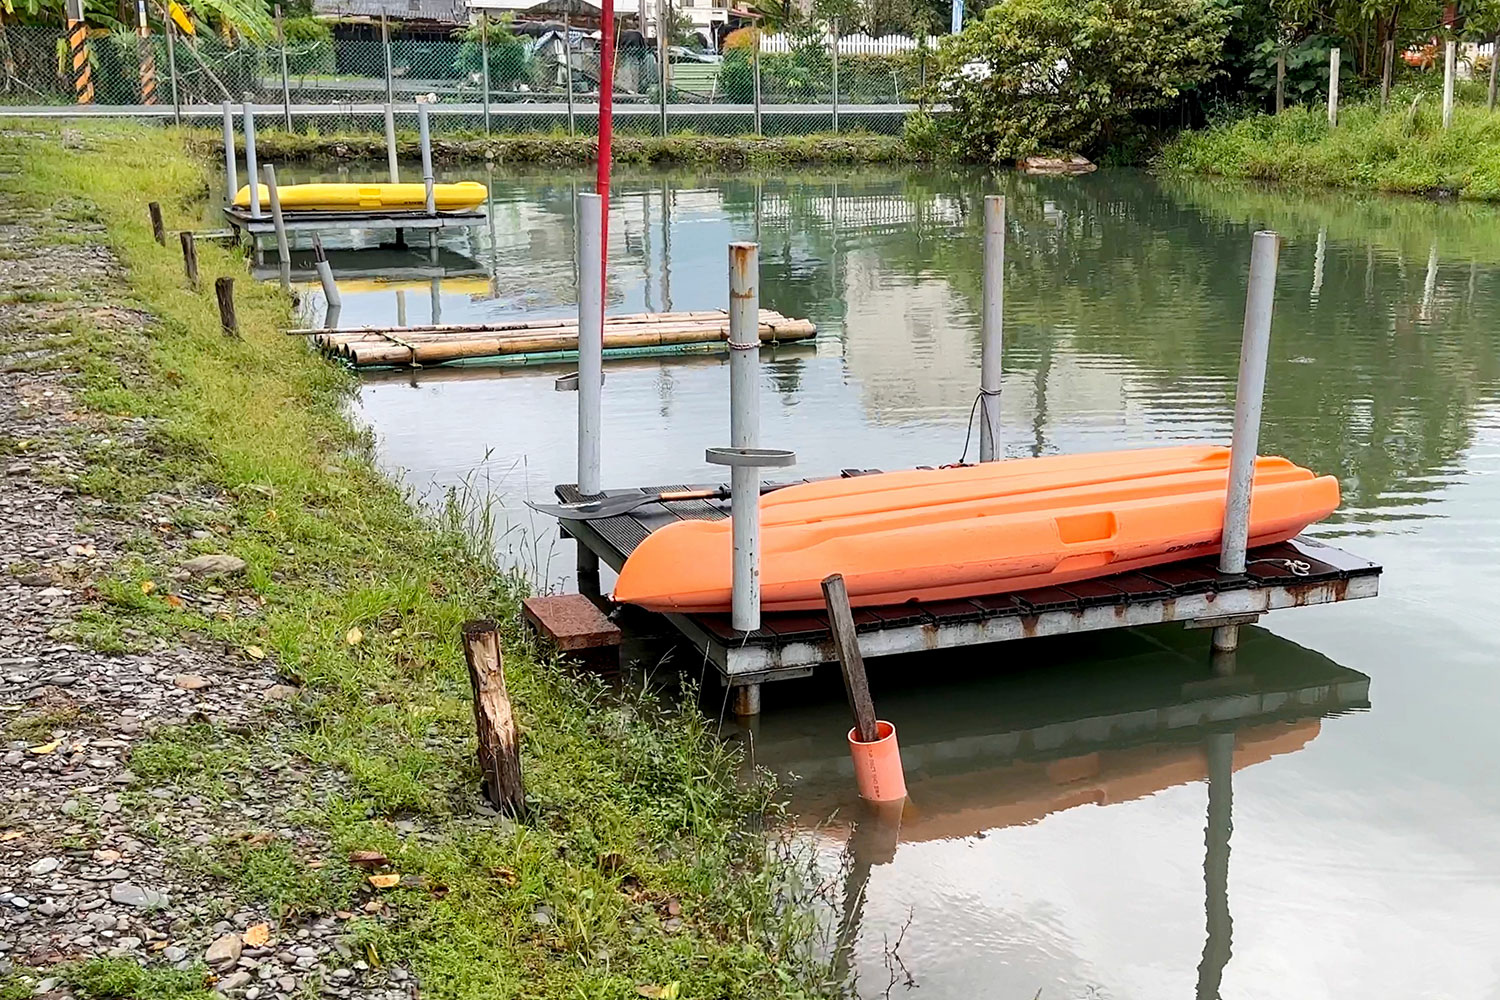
xmin=288 ymin=308 xmax=797 ymax=336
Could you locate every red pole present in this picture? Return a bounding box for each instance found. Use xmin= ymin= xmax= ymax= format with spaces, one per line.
xmin=597 ymin=0 xmax=615 ymax=284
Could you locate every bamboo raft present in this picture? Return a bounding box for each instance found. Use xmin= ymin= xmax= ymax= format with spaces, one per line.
xmin=291 ymin=310 xmax=818 ymax=368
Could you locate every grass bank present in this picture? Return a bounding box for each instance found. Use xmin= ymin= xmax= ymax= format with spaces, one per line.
xmin=1158 ymin=90 xmax=1500 ymax=199
xmin=199 ymin=128 xmax=918 ymax=167
xmin=0 ymin=121 xmax=833 ymax=998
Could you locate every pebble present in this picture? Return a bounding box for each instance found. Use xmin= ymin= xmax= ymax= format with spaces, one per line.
xmin=217 ymin=971 xmax=253 ymax=992
xmin=206 ymin=932 xmax=243 ymax=970
xmin=27 ymin=857 xmax=60 ymax=876
xmin=163 ymin=945 xmax=188 ymax=963
xmin=109 ymin=884 xmax=167 ymax=909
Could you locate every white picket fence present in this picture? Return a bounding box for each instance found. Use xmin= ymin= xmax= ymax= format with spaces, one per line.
xmin=758 ymin=32 xmax=936 ymax=55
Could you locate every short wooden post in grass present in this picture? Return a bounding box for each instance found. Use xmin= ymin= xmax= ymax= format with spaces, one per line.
xmin=148 ymin=201 xmax=165 ymax=245
xmin=461 ymin=620 xmax=526 ymax=817
xmin=1275 ymin=49 xmax=1284 ymax=114
xmin=179 ymin=231 xmax=199 ymax=289
xmin=214 ymin=276 xmax=238 ymax=338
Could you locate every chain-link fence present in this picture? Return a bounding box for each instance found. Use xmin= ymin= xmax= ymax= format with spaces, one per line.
xmin=0 ymin=23 xmax=928 ymax=136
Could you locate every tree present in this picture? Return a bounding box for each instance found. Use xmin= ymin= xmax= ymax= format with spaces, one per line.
xmin=934 ymin=0 xmax=1230 ymax=161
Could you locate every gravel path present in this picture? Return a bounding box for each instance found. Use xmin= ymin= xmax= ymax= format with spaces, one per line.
xmin=0 ymin=132 xmax=414 ymax=1000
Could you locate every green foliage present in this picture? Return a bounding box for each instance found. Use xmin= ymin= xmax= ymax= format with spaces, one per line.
xmin=935 ymin=0 xmax=1231 ymax=161
xmin=452 ymin=17 xmax=531 ymax=89
xmin=54 ymin=959 xmax=214 ymax=1000
xmin=1244 ymin=34 xmax=1352 ymax=107
xmin=1157 ymin=90 xmax=1500 ymax=199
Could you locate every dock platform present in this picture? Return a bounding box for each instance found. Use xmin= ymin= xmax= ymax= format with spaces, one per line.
xmin=223 ymin=206 xmax=487 ymax=238
xmin=556 ymin=475 xmax=1382 ymax=689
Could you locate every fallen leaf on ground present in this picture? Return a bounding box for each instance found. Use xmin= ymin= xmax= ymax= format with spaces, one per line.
xmin=345 ymin=627 xmax=363 ymax=646
xmin=245 ymin=831 xmax=275 ymax=847
xmin=28 ymin=740 xmax=60 ymax=755
xmin=348 ymin=850 xmax=389 ymax=869
xmin=489 ymin=866 xmax=518 ymax=886
xmin=245 ymin=645 xmax=265 ymax=660
xmin=242 ymin=923 xmax=271 ymax=947
xmin=165 ymin=594 xmax=184 ymax=609
xmin=1 ymin=831 xmax=24 ymax=842
xmin=140 ymin=580 xmax=155 ymax=594
xmin=636 ymin=984 xmax=680 ymax=999
xmin=367 ymin=873 xmax=400 ymax=889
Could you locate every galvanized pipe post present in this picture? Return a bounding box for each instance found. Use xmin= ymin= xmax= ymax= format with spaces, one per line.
xmin=312 ymin=234 xmax=340 ymax=310
xmin=275 ymin=3 xmax=291 ymax=131
xmin=727 ymin=241 xmax=762 ymax=632
xmin=1327 ymin=47 xmax=1339 ymax=126
xmin=220 ymin=99 xmax=238 ymax=207
xmin=164 ymin=20 xmax=180 ymax=125
xmin=242 ymin=95 xmax=261 ymax=220
xmin=563 ymin=14 xmax=575 ymax=136
xmin=381 ymin=14 xmax=394 ymax=105
xmin=979 ymin=194 xmax=1004 ymax=462
xmin=418 ymin=102 xmax=436 ymax=216
xmin=263 ymin=163 xmax=292 ymax=295
xmin=384 ymin=102 xmax=399 ymax=183
xmin=752 ymin=33 xmax=762 ymax=135
xmin=1214 ymin=230 xmax=1280 ymax=654
xmin=1442 ymin=38 xmax=1456 ymax=128
xmin=831 ymin=21 xmax=840 ymax=133
xmin=576 ymin=192 xmax=604 ymax=497
xmin=480 ymin=11 xmax=491 ymax=136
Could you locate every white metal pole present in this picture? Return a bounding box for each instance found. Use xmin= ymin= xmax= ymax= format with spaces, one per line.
xmin=577 ymin=192 xmax=604 ymax=496
xmin=979 ymin=194 xmax=1004 ymax=462
xmin=1214 ymin=230 xmax=1279 ymax=654
xmin=753 ymin=32 xmax=762 ymax=135
xmin=480 ymin=12 xmax=491 ymax=136
xmin=242 ymin=95 xmax=261 ymax=220
xmin=312 ymin=236 xmax=340 ymax=310
xmin=1442 ymin=38 xmax=1456 ymax=128
xmin=418 ymin=101 xmax=435 ymax=215
xmin=728 ymin=241 xmax=761 ymax=632
xmin=384 ymin=102 xmax=399 ymax=183
xmin=263 ymin=163 xmax=292 ymax=295
xmin=1327 ymin=47 xmax=1340 ymax=126
xmin=831 ymin=22 xmax=840 ymax=133
xmin=382 ymin=13 xmax=394 ymax=105
xmin=275 ymin=3 xmax=291 ymax=131
xmin=221 ymin=99 xmax=238 ymax=207
xmin=564 ymin=14 xmax=575 ymax=136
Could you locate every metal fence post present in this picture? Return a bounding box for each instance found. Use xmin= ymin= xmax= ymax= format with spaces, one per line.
xmin=1214 ymin=230 xmax=1280 ymax=654
xmin=164 ymin=19 xmax=180 ymax=123
xmin=753 ymin=30 xmax=762 ymax=136
xmin=382 ymin=13 xmax=394 ymax=105
xmin=657 ymin=0 xmax=668 ymax=137
xmin=243 ymin=95 xmax=261 ymax=220
xmin=480 ymin=12 xmax=491 ymax=136
xmin=220 ymin=99 xmax=238 ymax=207
xmin=577 ymin=192 xmax=604 ymax=497
xmin=1327 ymin=46 xmax=1339 ymax=126
xmin=384 ymin=103 xmax=399 ymax=183
xmin=831 ymin=21 xmax=840 ymax=133
xmin=275 ymin=3 xmax=291 ymax=130
xmin=418 ymin=101 xmax=435 ymax=215
xmin=564 ymin=14 xmax=575 ymax=136
xmin=979 ymin=195 xmax=1004 ymax=462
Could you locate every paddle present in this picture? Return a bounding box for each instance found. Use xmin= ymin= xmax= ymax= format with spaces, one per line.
xmin=527 ymin=483 xmax=790 ymax=521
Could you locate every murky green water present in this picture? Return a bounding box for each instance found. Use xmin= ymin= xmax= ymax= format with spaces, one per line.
xmin=308 ymin=165 xmax=1500 ymax=998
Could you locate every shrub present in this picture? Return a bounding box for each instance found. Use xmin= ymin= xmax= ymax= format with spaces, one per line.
xmin=934 ymin=0 xmax=1231 ymax=162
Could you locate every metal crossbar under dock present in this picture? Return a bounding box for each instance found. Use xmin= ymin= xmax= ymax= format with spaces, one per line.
xmin=555 ymin=478 xmax=1383 ymax=697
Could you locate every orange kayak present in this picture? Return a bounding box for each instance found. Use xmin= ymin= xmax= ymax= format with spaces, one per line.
xmin=611 ymin=445 xmax=1341 ymax=612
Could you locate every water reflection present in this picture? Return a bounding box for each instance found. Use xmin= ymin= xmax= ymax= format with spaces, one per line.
xmin=736 ymin=626 xmax=1370 ymax=999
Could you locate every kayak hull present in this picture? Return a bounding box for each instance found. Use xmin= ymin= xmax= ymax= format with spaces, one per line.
xmin=232 ymin=181 xmax=488 ymax=213
xmin=611 ymin=446 xmax=1341 ymax=613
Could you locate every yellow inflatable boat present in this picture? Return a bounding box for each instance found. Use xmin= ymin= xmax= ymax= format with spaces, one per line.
xmin=233 ymin=181 xmax=488 ymax=213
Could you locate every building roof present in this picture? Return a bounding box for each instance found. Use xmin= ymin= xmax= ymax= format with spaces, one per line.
xmin=314 ymin=0 xmax=468 ymax=23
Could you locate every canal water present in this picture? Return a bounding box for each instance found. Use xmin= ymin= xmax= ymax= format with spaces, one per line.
xmin=304 ymin=165 xmax=1500 ymax=999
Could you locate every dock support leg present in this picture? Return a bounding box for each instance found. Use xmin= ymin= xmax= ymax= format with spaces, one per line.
xmin=732 ymin=682 xmax=761 ymax=717
xmin=575 ymin=547 xmax=600 ymax=598
xmin=1210 ymin=629 xmax=1239 ymax=671
xmin=395 ymin=228 xmax=406 ymax=249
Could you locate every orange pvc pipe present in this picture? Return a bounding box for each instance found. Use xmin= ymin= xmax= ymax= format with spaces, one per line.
xmin=848 ymin=720 xmax=907 ymax=802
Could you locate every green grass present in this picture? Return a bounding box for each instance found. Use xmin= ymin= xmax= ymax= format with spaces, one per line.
xmin=200 ymin=128 xmax=919 ymax=167
xmin=0 ymin=120 xmax=835 ymax=999
xmin=1158 ymin=86 xmax=1500 ymax=199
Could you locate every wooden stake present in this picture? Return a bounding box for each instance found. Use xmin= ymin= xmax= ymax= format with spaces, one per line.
xmin=461 ymin=620 xmax=526 ymax=816
xmin=822 ymin=573 xmax=878 ymax=743
xmin=178 ymin=231 xmax=199 ymax=289
xmin=214 ymin=276 xmax=238 ymax=337
xmin=148 ymin=201 xmax=165 ymax=245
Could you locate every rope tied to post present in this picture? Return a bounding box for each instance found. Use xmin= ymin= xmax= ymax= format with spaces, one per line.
xmin=1246 ymin=558 xmax=1311 ymax=577
xmin=956 ymin=387 xmax=1002 ymax=466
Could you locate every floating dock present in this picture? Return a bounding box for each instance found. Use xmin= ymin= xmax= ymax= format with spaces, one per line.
xmin=556 ymin=473 xmax=1382 ymax=694
xmin=224 ymin=205 xmax=488 ymax=240
xmin=296 ymin=310 xmax=818 ymax=367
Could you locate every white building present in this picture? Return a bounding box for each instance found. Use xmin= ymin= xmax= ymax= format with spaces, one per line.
xmin=465 ymin=0 xmax=727 ymax=48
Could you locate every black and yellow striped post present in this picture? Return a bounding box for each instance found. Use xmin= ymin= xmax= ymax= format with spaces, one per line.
xmin=65 ymin=0 xmax=92 ymax=105
xmin=136 ymin=0 xmax=157 ymax=104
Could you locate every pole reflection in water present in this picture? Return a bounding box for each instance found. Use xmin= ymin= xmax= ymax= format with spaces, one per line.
xmin=735 ymin=625 xmax=1370 ymax=998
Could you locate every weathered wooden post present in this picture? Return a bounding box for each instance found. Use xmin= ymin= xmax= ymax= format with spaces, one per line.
xmin=824 ymin=572 xmax=905 ymax=802
xmin=1214 ymin=231 xmax=1280 ymax=657
xmin=136 ymin=0 xmax=157 ymax=106
xmin=179 ymin=230 xmax=199 ymax=288
xmin=979 ymin=194 xmax=1004 ymax=462
xmin=221 ymin=100 xmax=239 ymax=207
xmin=1490 ymin=34 xmax=1499 ymax=111
xmin=1442 ymin=38 xmax=1456 ymax=128
xmin=461 ymin=620 xmax=526 ymax=816
xmin=1327 ymin=47 xmax=1340 ymax=126
xmin=275 ymin=3 xmax=291 ymax=131
xmin=147 ymin=202 xmax=165 ymax=245
xmin=215 ymin=277 xmax=238 ymax=337
xmin=262 ymin=164 xmax=292 ymax=295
